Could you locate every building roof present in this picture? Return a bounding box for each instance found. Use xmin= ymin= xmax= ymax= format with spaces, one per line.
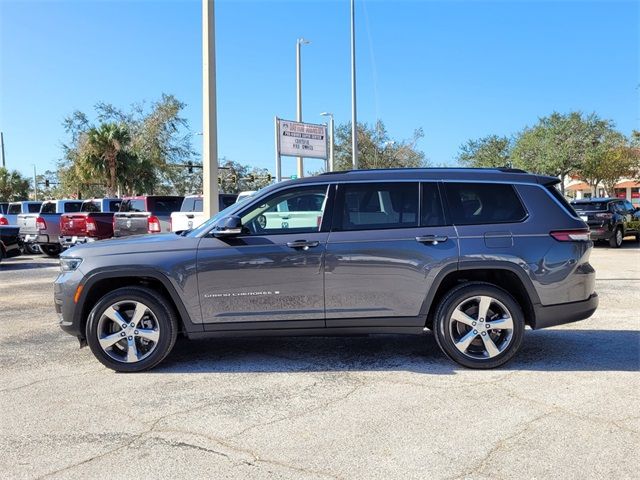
xmin=566 ymin=182 xmax=590 ymax=191
xmin=614 ymin=180 xmax=640 ymax=189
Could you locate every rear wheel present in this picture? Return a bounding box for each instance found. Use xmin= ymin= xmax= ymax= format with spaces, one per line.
xmin=433 ymin=283 xmax=525 ymax=369
xmin=24 ymin=243 xmax=41 ymax=255
xmin=609 ymin=227 xmax=623 ymax=248
xmin=86 ymin=287 xmax=178 ymax=372
xmin=40 ymin=244 xmax=62 ymax=257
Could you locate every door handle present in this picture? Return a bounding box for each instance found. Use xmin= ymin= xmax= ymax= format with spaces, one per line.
xmin=416 ymin=235 xmax=448 ymax=244
xmin=286 ymin=240 xmax=320 ymax=250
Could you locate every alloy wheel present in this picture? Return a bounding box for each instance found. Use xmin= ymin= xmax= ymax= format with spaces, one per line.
xmin=448 ymin=295 xmax=514 ymax=359
xmin=96 ymin=300 xmax=160 ymax=363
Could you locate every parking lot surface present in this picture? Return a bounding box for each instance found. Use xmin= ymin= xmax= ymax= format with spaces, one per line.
xmin=1 ymin=243 xmax=638 ymax=479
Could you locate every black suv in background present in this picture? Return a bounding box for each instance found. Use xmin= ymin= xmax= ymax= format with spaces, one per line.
xmin=571 ymin=198 xmax=640 ymax=247
xmin=55 ymin=168 xmax=598 ymax=372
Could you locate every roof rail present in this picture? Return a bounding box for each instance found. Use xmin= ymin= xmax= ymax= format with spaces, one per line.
xmin=319 ymin=167 xmax=528 ymax=175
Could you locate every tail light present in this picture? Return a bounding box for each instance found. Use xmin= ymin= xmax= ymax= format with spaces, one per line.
xmin=36 ymin=217 xmax=47 ymax=231
xmin=86 ymin=217 xmax=97 ymax=234
xmin=148 ymin=215 xmax=161 ymax=233
xmin=595 ymin=212 xmax=613 ymax=219
xmin=550 ymin=229 xmax=590 ymax=242
xmin=0 ymin=217 xmax=8 ymax=225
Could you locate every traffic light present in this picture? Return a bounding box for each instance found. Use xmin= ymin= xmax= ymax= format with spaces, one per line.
xmin=231 ymin=175 xmax=237 ymax=184
xmin=247 ymin=174 xmax=255 ymax=182
xmin=266 ymin=173 xmax=272 ymax=182
xmin=217 ymin=177 xmax=222 ymax=186
xmin=187 ymin=161 xmax=193 ymax=174
xmin=45 ymin=179 xmax=50 ymax=188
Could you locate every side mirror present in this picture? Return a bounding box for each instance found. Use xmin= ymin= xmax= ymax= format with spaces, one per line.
xmin=213 ymin=215 xmax=243 ymax=237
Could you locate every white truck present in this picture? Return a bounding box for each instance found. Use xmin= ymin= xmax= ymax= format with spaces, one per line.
xmin=170 ymin=194 xmax=238 ymax=232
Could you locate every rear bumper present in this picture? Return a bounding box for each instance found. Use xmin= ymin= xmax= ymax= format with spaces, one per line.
xmin=532 ymin=293 xmax=598 ymax=329
xmin=588 ymin=228 xmax=612 ymax=241
xmin=60 ymin=236 xmax=97 ymax=247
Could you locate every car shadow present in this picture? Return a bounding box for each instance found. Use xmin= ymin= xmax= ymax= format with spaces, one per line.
xmin=156 ymin=329 xmax=639 ymax=375
xmin=0 ymin=256 xmax=57 ymax=270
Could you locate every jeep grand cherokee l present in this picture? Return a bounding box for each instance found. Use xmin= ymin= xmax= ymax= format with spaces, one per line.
xmin=54 ymin=168 xmax=598 ymax=372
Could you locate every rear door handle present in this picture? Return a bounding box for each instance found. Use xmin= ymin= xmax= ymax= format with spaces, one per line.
xmin=286 ymin=240 xmax=320 ymax=250
xmin=416 ymin=235 xmax=448 ymax=244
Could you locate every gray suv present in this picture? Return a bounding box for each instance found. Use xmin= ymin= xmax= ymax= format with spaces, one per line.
xmin=54 ymin=168 xmax=598 ymax=372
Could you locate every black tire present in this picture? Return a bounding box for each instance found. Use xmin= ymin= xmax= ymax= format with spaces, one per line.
xmin=24 ymin=243 xmax=40 ymax=255
xmin=86 ymin=286 xmax=179 ymax=372
xmin=608 ymin=227 xmax=623 ymax=248
xmin=40 ymin=244 xmax=62 ymax=257
xmin=433 ymin=282 xmax=525 ymax=369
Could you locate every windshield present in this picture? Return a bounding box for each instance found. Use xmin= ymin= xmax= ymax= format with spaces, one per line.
xmin=572 ymin=202 xmax=609 ymax=212
xmin=186 ymin=194 xmax=256 ymax=237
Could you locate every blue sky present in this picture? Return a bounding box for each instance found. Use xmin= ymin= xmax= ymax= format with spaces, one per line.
xmin=1 ymin=0 xmax=638 ymax=180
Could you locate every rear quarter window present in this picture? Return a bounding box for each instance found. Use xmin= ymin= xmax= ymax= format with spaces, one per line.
xmin=120 ymin=199 xmax=146 ymax=212
xmin=28 ymin=203 xmax=42 ymax=213
xmin=8 ymin=204 xmax=21 ymax=214
xmin=108 ymin=200 xmax=122 ymax=212
xmin=444 ymin=182 xmax=527 ymax=225
xmin=81 ymin=201 xmax=101 ymax=213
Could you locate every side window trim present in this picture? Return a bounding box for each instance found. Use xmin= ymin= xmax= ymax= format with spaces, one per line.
xmin=419 ymin=181 xmax=448 ymax=228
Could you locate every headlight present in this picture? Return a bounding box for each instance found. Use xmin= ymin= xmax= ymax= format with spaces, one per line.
xmin=60 ymin=257 xmax=83 ymax=272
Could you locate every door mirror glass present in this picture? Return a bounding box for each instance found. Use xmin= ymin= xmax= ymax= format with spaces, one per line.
xmin=213 ymin=215 xmax=243 ymax=237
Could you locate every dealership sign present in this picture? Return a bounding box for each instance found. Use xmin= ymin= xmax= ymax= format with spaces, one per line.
xmin=277 ymin=119 xmax=327 ymax=159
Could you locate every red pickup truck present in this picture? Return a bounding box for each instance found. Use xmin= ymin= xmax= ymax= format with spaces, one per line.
xmin=59 ymin=198 xmax=122 ymax=248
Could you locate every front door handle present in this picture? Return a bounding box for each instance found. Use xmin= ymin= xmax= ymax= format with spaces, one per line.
xmin=286 ymin=240 xmax=320 ymax=250
xmin=416 ymin=235 xmax=448 ymax=245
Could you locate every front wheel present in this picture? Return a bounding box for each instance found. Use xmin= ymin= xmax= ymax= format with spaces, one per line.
xmin=86 ymin=287 xmax=179 ymax=372
xmin=433 ymin=283 xmax=525 ymax=369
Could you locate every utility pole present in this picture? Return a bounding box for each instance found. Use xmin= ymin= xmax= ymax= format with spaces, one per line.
xmin=296 ymin=38 xmax=310 ymax=178
xmin=320 ymin=112 xmax=334 ymax=172
xmin=0 ymin=132 xmax=5 ymax=168
xmin=202 ymin=0 xmax=220 ymax=219
xmin=350 ymin=0 xmax=358 ymax=169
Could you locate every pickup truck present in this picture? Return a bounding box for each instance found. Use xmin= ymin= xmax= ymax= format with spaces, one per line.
xmin=0 ymin=225 xmax=22 ymax=262
xmin=18 ymin=199 xmax=83 ymax=256
xmin=113 ymin=195 xmax=183 ymax=237
xmin=59 ymin=198 xmax=122 ymax=248
xmin=0 ymin=201 xmax=42 ymax=226
xmin=169 ymin=194 xmax=237 ymax=232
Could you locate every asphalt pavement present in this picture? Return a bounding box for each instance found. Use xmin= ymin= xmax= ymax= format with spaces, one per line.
xmin=0 ymin=242 xmax=638 ymax=479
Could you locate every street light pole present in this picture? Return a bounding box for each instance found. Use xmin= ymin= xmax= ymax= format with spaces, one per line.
xmin=202 ymin=0 xmax=220 ymax=219
xmin=320 ymin=112 xmax=334 ymax=172
xmin=0 ymin=132 xmax=5 ymax=168
xmin=350 ymin=0 xmax=358 ymax=169
xmin=32 ymin=165 xmax=37 ymax=201
xmin=296 ymin=38 xmax=310 ymax=178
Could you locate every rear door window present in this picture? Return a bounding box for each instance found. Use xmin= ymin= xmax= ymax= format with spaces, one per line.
xmin=81 ymin=201 xmax=101 ymax=213
xmin=108 ymin=200 xmax=122 ymax=212
xmin=444 ymin=182 xmax=527 ymax=225
xmin=8 ymin=204 xmax=21 ymax=214
xmin=421 ymin=183 xmax=445 ymax=226
xmin=336 ymin=182 xmax=419 ymax=231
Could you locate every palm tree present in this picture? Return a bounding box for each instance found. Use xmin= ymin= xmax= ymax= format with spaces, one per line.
xmin=84 ymin=123 xmax=131 ymax=196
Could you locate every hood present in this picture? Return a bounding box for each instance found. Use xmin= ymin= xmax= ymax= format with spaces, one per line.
xmin=61 ymin=233 xmax=199 ymax=259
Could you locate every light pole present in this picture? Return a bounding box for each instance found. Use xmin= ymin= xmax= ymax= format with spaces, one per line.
xmin=202 ymin=0 xmax=220 ymax=219
xmin=0 ymin=132 xmax=5 ymax=168
xmin=320 ymin=112 xmax=334 ymax=172
xmin=350 ymin=0 xmax=358 ymax=169
xmin=296 ymin=37 xmax=310 ymax=178
xmin=32 ymin=164 xmax=38 ymax=201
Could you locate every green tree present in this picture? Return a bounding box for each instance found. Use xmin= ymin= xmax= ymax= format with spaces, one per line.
xmin=83 ymin=123 xmax=133 ymax=196
xmin=511 ymin=112 xmax=612 ymax=194
xmin=576 ymin=128 xmax=628 ymax=195
xmin=218 ymin=158 xmax=273 ymax=194
xmin=332 ymin=120 xmax=427 ymax=172
xmin=457 ymin=135 xmax=512 ymax=168
xmin=0 ymin=167 xmax=31 ymax=201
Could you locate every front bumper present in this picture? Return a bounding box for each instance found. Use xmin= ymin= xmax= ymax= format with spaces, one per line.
xmin=54 ymin=269 xmax=84 ymax=339
xmin=532 ymin=293 xmax=599 ymax=329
